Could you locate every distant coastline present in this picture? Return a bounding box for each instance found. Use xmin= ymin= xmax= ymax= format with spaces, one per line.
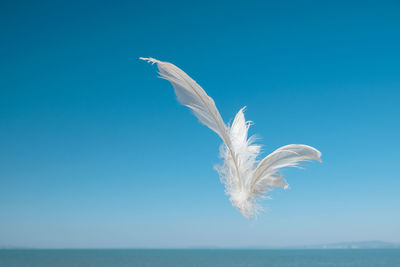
xmin=295 ymin=240 xmax=400 ymax=249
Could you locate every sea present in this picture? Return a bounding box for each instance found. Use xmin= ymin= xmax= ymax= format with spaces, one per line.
xmin=0 ymin=249 xmax=399 ymax=267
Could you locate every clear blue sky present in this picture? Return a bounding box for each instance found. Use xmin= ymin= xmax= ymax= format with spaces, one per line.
xmin=1 ymin=0 xmax=399 ymax=248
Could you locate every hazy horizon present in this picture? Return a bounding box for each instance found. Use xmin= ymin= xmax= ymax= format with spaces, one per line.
xmin=2 ymin=240 xmax=400 ymax=250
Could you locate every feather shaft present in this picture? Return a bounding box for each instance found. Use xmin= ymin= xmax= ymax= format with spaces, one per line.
xmin=140 ymin=57 xmax=243 ymax=191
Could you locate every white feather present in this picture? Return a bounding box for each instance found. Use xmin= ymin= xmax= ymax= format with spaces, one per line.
xmin=141 ymin=57 xmax=322 ymax=218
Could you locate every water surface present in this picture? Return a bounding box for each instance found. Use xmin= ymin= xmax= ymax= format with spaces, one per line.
xmin=0 ymin=249 xmax=399 ymax=267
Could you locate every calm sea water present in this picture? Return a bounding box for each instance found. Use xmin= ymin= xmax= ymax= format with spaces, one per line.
xmin=0 ymin=249 xmax=399 ymax=267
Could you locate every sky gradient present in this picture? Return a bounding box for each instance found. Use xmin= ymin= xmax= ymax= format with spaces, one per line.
xmin=1 ymin=0 xmax=399 ymax=248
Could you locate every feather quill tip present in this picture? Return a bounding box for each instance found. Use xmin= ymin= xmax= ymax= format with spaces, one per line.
xmin=139 ymin=57 xmax=159 ymax=64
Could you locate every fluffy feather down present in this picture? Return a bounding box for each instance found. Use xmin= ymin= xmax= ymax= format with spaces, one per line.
xmin=141 ymin=57 xmax=322 ymax=218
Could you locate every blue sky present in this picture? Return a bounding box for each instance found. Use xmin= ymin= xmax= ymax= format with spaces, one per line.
xmin=1 ymin=0 xmax=399 ymax=248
